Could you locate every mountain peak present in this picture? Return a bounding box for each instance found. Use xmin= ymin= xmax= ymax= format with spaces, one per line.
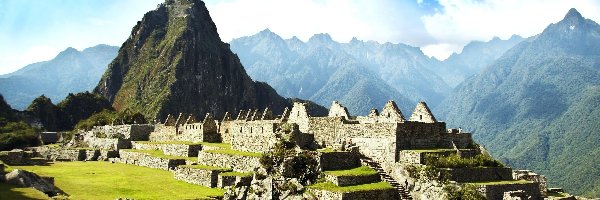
xmin=564 ymin=8 xmax=583 ymax=20
xmin=308 ymin=33 xmax=333 ymax=43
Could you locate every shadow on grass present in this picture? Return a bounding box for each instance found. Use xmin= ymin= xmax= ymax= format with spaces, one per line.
xmin=0 ymin=182 xmax=49 ymax=200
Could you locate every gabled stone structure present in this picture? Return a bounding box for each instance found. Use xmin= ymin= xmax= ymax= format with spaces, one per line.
xmin=378 ymin=100 xmax=405 ymax=123
xmin=409 ymin=102 xmax=437 ymax=123
xmin=328 ymin=101 xmax=350 ymax=119
xmin=150 ymin=113 xmax=219 ymax=142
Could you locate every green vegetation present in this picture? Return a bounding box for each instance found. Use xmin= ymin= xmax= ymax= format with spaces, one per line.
xmin=179 ymin=164 xmax=230 ymax=171
xmin=74 ymin=109 xmax=147 ymax=131
xmin=14 ymin=161 xmax=223 ymax=199
xmin=0 ymin=120 xmax=39 ymax=151
xmin=134 ymin=141 xmax=232 ymax=149
xmin=324 ymin=166 xmax=377 ymax=177
xmin=0 ymin=182 xmax=50 ymax=200
xmin=547 ymin=190 xmax=567 ymax=197
xmin=307 ymin=181 xmax=394 ymax=192
xmin=409 ymin=148 xmax=456 ymax=153
xmin=425 ymin=154 xmax=504 ymax=168
xmin=219 ymin=171 xmax=254 ymax=177
xmin=260 ymin=139 xmax=319 ymax=185
xmin=123 ymin=149 xmax=196 ymax=161
xmin=443 ymin=184 xmax=486 ymax=200
xmin=205 ymin=149 xmax=262 ymax=157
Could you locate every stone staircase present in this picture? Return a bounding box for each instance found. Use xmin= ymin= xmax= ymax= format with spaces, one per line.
xmin=360 ymin=156 xmax=412 ymax=200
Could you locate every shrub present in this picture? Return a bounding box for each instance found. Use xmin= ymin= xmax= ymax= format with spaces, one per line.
xmin=0 ymin=121 xmax=39 ymax=151
xmin=444 ymin=184 xmax=485 ymax=200
xmin=260 ymin=139 xmax=319 ymax=185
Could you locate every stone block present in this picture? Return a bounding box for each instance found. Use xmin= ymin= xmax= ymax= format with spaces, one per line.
xmin=173 ymin=166 xmax=230 ymax=188
xmin=308 ymin=186 xmax=399 ymax=200
xmin=217 ymin=173 xmax=252 ymax=188
xmin=478 ymin=182 xmax=542 ymax=200
xmin=439 ymin=167 xmax=512 ymax=182
xmin=197 ymin=151 xmax=261 ymax=172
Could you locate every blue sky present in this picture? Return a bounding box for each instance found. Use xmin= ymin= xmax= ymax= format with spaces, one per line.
xmin=1 ymin=0 xmax=599 ymax=75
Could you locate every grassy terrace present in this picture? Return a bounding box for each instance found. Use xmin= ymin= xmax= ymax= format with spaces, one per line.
xmin=407 ymin=148 xmax=457 ymax=153
xmin=123 ymin=149 xmax=197 ymax=161
xmin=13 ymin=161 xmax=223 ymax=199
xmin=204 ymin=149 xmax=262 ymax=157
xmin=324 ymin=166 xmax=377 ymax=177
xmin=219 ymin=171 xmax=254 ymax=177
xmin=179 ymin=164 xmax=231 ymax=171
xmin=468 ymin=180 xmax=532 ymax=185
xmin=308 ymin=181 xmax=394 ymax=192
xmin=133 ymin=141 xmax=232 ymax=149
xmin=0 ymin=182 xmax=49 ymax=200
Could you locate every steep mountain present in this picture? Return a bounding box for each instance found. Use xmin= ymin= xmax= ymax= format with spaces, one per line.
xmin=437 ymin=35 xmax=524 ymax=87
xmin=437 ymin=8 xmax=600 ymax=197
xmin=94 ymin=0 xmax=295 ymax=120
xmin=230 ymin=30 xmax=442 ymax=114
xmin=0 ymin=44 xmax=118 ymax=110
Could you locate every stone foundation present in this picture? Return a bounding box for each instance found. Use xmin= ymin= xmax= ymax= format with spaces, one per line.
xmin=319 ymin=152 xmax=360 ymax=171
xmin=324 ymin=173 xmax=380 ymax=186
xmin=308 ymin=187 xmax=399 ymax=200
xmin=197 ymin=151 xmax=261 ymax=172
xmin=440 ymin=167 xmax=512 ymax=182
xmin=131 ymin=142 xmax=202 ymax=157
xmin=173 ymin=165 xmax=231 ymax=187
xmin=114 ymin=150 xmax=186 ymax=171
xmin=478 ymin=182 xmax=542 ymax=200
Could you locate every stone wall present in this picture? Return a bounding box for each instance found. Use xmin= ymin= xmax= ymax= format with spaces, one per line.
xmin=309 ymin=187 xmax=399 ymax=200
xmin=32 ymin=147 xmax=99 ymax=161
xmin=478 ymin=182 xmax=542 ymax=200
xmin=230 ymin=121 xmax=279 ymax=153
xmin=131 ymin=142 xmax=202 ymax=157
xmin=219 ymin=121 xmax=234 ymax=144
xmin=352 ymin=137 xmax=396 ymax=162
xmin=439 ymin=167 xmax=513 ymax=182
xmin=287 ymin=102 xmax=310 ymax=133
xmin=149 ymin=125 xmax=177 ymax=141
xmin=440 ymin=133 xmax=473 ymax=149
xmin=91 ymin=124 xmax=154 ymax=140
xmin=83 ymin=137 xmax=131 ymax=150
xmin=513 ymin=170 xmax=547 ymax=196
xmin=324 ymin=173 xmax=380 ymax=186
xmin=197 ymin=151 xmax=261 ymax=172
xmin=173 ymin=165 xmax=231 ymax=187
xmin=114 ymin=150 xmax=186 ymax=171
xmin=398 ymin=150 xmax=456 ymax=164
xmin=217 ymin=174 xmax=253 ymax=188
xmin=328 ymin=101 xmax=350 ymax=119
xmin=408 ymin=102 xmax=437 ymax=123
xmin=319 ymin=152 xmax=360 ymax=171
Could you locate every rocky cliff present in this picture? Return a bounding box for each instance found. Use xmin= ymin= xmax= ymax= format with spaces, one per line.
xmin=94 ymin=0 xmax=292 ymax=119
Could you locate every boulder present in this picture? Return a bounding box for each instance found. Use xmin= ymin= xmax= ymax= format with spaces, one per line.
xmin=5 ymin=169 xmax=64 ymax=196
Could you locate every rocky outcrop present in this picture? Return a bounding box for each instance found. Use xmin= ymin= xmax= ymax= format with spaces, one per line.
xmin=4 ymin=169 xmax=64 ymax=196
xmin=94 ymin=0 xmax=293 ymax=119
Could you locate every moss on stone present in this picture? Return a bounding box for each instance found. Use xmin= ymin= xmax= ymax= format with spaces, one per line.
xmin=324 ymin=166 xmax=377 ymax=177
xmin=307 ymin=181 xmax=393 ymax=192
xmin=204 ymin=149 xmax=261 ymax=157
xmin=219 ymin=171 xmax=253 ymax=177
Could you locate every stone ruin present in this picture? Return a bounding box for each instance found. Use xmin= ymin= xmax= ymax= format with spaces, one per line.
xmin=1 ymin=99 xmax=556 ymax=200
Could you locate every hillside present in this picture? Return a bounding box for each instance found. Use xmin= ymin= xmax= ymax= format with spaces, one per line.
xmin=437 ymin=8 xmax=600 ymax=197
xmin=94 ymin=0 xmax=300 ymax=120
xmin=0 ymin=45 xmax=118 ymax=110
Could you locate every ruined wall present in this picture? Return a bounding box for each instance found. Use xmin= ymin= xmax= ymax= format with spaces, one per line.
xmin=114 ymin=150 xmax=186 ymax=171
xmin=131 ymin=142 xmax=202 ymax=157
xmin=319 ymin=152 xmax=360 ymax=171
xmin=307 ymin=117 xmax=343 ymax=147
xmin=440 ymin=133 xmax=473 ymax=149
xmin=173 ymin=166 xmax=230 ymax=187
xmin=92 ymin=125 xmax=154 ymax=140
xmin=83 ymin=137 xmax=131 ymax=150
xmin=287 ymin=103 xmax=310 ymax=132
xmin=513 ymin=170 xmax=547 ymax=196
xmin=328 ymin=101 xmax=350 ymax=119
xmin=352 ymin=137 xmax=397 ymax=162
xmin=149 ymin=125 xmax=177 ymax=141
xmin=197 ymin=151 xmax=261 ymax=172
xmin=396 ymin=122 xmax=447 ymax=150
xmin=218 ymin=174 xmax=252 ymax=188
xmin=230 ymin=121 xmax=279 ymax=153
xmin=219 ymin=121 xmax=234 ymax=144
xmin=439 ymin=167 xmax=513 ymax=182
xmin=478 ymin=182 xmax=542 ymax=200
xmin=324 ymin=173 xmax=380 ymax=186
xmin=309 ymin=188 xmax=399 ymax=200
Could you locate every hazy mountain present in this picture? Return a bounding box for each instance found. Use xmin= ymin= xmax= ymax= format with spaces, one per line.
xmin=437 ymin=8 xmax=600 ymax=197
xmin=0 ymin=44 xmax=118 ymax=110
xmin=438 ymin=35 xmax=524 ymax=87
xmin=94 ymin=0 xmax=306 ymax=120
xmin=230 ymin=29 xmax=452 ymax=114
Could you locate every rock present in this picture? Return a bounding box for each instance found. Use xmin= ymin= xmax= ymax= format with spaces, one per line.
xmin=5 ymin=169 xmax=64 ymax=196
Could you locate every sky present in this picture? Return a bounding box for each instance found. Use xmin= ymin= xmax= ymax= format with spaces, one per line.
xmin=1 ymin=0 xmax=600 ymax=75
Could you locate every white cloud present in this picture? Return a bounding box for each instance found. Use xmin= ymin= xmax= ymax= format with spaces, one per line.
xmin=0 ymin=45 xmax=60 ymax=75
xmin=420 ymin=0 xmax=600 ymax=59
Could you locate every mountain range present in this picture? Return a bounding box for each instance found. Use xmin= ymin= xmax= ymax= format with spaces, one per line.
xmin=437 ymin=8 xmax=600 ymax=197
xmin=0 ymin=45 xmax=118 ymax=110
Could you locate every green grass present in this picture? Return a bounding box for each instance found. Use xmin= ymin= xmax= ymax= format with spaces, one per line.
xmin=15 ymin=161 xmax=223 ymax=199
xmin=179 ymin=164 xmax=231 ymax=171
xmin=547 ymin=191 xmax=567 ymax=197
xmin=468 ymin=180 xmax=532 ymax=185
xmin=134 ymin=141 xmax=232 ymax=149
xmin=408 ymin=148 xmax=456 ymax=153
xmin=123 ymin=149 xmax=197 ymax=161
xmin=205 ymin=149 xmax=261 ymax=157
xmin=219 ymin=171 xmax=253 ymax=177
xmin=317 ymin=148 xmax=336 ymax=153
xmin=0 ymin=182 xmax=50 ymax=200
xmin=308 ymin=181 xmax=394 ymax=192
xmin=324 ymin=166 xmax=377 ymax=177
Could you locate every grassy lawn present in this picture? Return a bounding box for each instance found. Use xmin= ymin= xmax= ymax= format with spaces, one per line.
xmin=123 ymin=149 xmax=197 ymax=161
xmin=14 ymin=161 xmax=223 ymax=199
xmin=324 ymin=166 xmax=377 ymax=177
xmin=219 ymin=171 xmax=253 ymax=177
xmin=308 ymin=181 xmax=393 ymax=192
xmin=0 ymin=182 xmax=49 ymax=200
xmin=468 ymin=179 xmax=532 ymax=185
xmin=133 ymin=141 xmax=232 ymax=149
xmin=204 ymin=149 xmax=261 ymax=157
xmin=179 ymin=164 xmax=231 ymax=171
